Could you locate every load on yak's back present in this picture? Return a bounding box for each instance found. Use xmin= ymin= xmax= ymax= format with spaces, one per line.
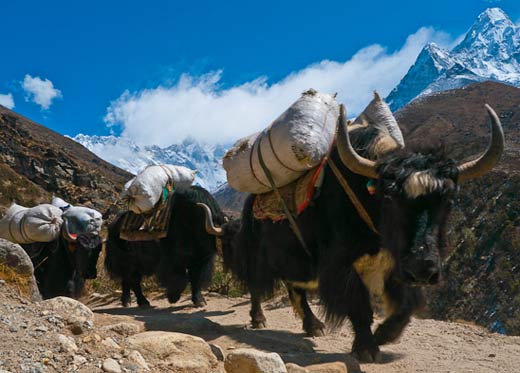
xmin=122 ymin=164 xmax=196 ymax=214
xmin=223 ymin=89 xmax=340 ymax=194
xmin=51 ymin=195 xmax=103 ymax=236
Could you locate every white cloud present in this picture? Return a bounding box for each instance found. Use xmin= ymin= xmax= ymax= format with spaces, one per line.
xmin=105 ymin=27 xmax=454 ymax=147
xmin=22 ymin=74 xmax=62 ymax=110
xmin=0 ymin=93 xmax=15 ymax=109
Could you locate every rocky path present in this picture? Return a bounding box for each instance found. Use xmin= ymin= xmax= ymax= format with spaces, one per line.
xmin=90 ymin=292 xmax=520 ymax=373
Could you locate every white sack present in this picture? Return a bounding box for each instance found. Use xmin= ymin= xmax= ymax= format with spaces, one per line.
xmin=223 ymin=89 xmax=339 ymax=194
xmin=51 ymin=196 xmax=103 ymax=235
xmin=63 ymin=206 xmax=103 ymax=236
xmin=0 ymin=203 xmax=63 ymax=244
xmin=51 ymin=195 xmax=72 ymax=211
xmin=122 ymin=164 xmax=196 ymax=214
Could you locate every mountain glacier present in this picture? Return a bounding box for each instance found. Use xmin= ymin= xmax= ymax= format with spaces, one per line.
xmin=73 ymin=134 xmax=228 ymax=192
xmin=387 ymin=7 xmax=520 ymax=111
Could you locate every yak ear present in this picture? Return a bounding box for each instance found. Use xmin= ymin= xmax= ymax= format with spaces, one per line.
xmin=350 ymin=91 xmax=404 ymax=158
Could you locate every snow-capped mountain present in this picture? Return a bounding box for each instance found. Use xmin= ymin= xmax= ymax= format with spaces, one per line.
xmin=73 ymin=134 xmax=228 ymax=192
xmin=387 ymin=8 xmax=520 ymax=111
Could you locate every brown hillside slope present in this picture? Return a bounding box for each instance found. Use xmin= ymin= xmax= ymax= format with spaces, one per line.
xmin=0 ymin=106 xmax=132 ymax=209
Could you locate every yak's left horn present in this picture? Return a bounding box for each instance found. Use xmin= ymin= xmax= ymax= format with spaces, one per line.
xmin=336 ymin=104 xmax=379 ymax=179
xmin=197 ymin=203 xmax=224 ymax=236
xmin=457 ymin=105 xmax=505 ymax=183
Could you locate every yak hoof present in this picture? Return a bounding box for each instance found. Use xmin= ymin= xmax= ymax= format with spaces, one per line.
xmin=352 ymin=347 xmax=382 ymax=364
xmin=306 ymin=326 xmax=325 ymax=337
xmin=121 ymin=299 xmax=131 ymax=308
xmin=193 ymin=299 xmax=207 ymax=308
xmin=251 ymin=320 xmax=266 ymax=329
xmin=374 ymin=322 xmax=405 ymax=346
xmin=167 ymin=293 xmax=181 ymax=304
xmin=138 ymin=300 xmax=151 ymax=308
xmin=305 ymin=319 xmax=326 ymax=337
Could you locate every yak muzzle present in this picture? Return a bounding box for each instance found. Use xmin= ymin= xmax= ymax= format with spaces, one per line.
xmin=402 ymin=249 xmax=441 ymax=286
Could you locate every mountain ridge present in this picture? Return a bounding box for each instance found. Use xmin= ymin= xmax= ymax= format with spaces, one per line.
xmin=387 ymin=7 xmax=520 ymax=111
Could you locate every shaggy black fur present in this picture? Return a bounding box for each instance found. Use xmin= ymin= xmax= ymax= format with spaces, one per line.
xmin=22 ymin=233 xmax=102 ymax=299
xmin=105 ymin=185 xmax=225 ymax=308
xmin=222 ymin=126 xmax=462 ymax=362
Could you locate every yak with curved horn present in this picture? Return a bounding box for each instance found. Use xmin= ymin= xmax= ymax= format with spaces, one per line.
xmin=105 ymin=185 xmax=227 ymax=308
xmin=22 ymin=217 xmax=103 ymax=299
xmin=199 ymin=93 xmax=504 ymax=363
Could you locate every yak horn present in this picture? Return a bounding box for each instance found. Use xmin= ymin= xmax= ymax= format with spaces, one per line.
xmin=457 ymin=105 xmax=505 ymax=183
xmin=197 ymin=203 xmax=224 ymax=236
xmin=336 ymin=104 xmax=379 ymax=179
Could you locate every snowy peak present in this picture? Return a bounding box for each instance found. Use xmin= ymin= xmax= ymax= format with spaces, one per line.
xmin=388 ymin=8 xmax=520 ymax=111
xmin=72 ymin=134 xmax=228 ymax=192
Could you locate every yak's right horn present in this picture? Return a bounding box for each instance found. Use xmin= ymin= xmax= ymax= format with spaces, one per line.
xmin=197 ymin=203 xmax=224 ymax=236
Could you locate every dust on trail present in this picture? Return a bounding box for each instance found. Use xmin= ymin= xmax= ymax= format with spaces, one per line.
xmin=89 ymin=292 xmax=520 ymax=373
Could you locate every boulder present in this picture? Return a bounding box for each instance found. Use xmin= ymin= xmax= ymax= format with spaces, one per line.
xmin=41 ymin=296 xmax=94 ymax=324
xmin=224 ymin=348 xmax=287 ymax=373
xmin=127 ymin=331 xmax=220 ymax=373
xmin=0 ymin=238 xmax=40 ymax=300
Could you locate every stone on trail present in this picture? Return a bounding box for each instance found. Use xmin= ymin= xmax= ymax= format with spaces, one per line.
xmin=56 ymin=333 xmax=78 ymax=353
xmin=127 ymin=331 xmax=220 ymax=373
xmin=224 ymin=348 xmax=287 ymax=373
xmin=102 ymin=358 xmax=122 ymax=373
xmin=41 ymin=296 xmax=94 ymax=325
xmin=128 ymin=350 xmax=150 ymax=371
xmin=101 ymin=337 xmax=121 ymax=350
xmin=101 ymin=322 xmax=142 ymax=336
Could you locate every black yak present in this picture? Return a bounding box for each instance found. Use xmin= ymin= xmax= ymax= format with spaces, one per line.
xmin=199 ymin=103 xmax=504 ymax=362
xmin=22 ymin=224 xmax=102 ymax=299
xmin=104 ymin=185 xmax=226 ymax=308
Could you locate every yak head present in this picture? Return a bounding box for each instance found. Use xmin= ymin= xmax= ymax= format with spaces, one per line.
xmin=336 ymin=99 xmax=504 ymax=286
xmin=62 ymin=220 xmax=103 ymax=280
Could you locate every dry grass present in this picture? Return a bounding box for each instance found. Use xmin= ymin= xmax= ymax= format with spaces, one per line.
xmin=0 ymin=263 xmax=32 ymax=297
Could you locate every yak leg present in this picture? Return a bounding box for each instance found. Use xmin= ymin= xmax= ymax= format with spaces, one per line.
xmin=166 ymin=269 xmax=189 ymax=304
xmin=250 ymin=289 xmax=267 ymax=329
xmin=130 ymin=275 xmax=151 ymax=308
xmin=188 ymin=263 xmax=208 ymax=307
xmin=374 ymin=277 xmax=424 ymax=345
xmin=348 ymin=278 xmax=381 ymax=363
xmin=286 ymin=283 xmax=325 ymax=337
xmin=121 ymin=280 xmax=132 ymax=307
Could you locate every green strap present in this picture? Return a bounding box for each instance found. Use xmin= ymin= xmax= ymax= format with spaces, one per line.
xmin=256 ymin=138 xmax=311 ymax=257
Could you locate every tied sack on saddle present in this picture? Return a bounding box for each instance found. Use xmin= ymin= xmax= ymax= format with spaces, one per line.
xmin=223 ymin=89 xmax=339 ymax=194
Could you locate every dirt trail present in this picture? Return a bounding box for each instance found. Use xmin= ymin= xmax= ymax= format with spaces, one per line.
xmin=90 ymin=292 xmax=520 ymax=373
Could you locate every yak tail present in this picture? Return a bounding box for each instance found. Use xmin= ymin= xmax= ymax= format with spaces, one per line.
xmin=103 ymin=213 xmax=126 ymax=280
xmin=222 ymin=195 xmax=277 ymax=298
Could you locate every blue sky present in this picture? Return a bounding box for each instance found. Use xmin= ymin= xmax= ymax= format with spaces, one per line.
xmin=0 ymin=0 xmax=518 ymax=146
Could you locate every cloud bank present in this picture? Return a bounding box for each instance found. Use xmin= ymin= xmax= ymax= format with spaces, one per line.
xmin=0 ymin=93 xmax=15 ymax=109
xmin=22 ymin=75 xmax=62 ymax=110
xmin=105 ymin=27 xmax=454 ymax=147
